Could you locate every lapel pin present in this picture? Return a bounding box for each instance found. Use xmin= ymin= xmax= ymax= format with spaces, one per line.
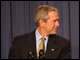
xmin=51 ymin=48 xmax=54 ymax=52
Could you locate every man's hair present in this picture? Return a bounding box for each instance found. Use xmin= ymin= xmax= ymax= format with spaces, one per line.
xmin=35 ymin=5 xmax=58 ymax=26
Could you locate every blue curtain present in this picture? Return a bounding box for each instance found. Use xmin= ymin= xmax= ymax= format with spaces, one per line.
xmin=1 ymin=1 xmax=79 ymax=59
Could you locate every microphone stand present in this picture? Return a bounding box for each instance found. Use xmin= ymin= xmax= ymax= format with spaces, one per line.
xmin=39 ymin=49 xmax=45 ymax=59
xmin=27 ymin=51 xmax=34 ymax=59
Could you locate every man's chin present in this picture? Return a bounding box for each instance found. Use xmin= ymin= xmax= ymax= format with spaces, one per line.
xmin=49 ymin=32 xmax=56 ymax=35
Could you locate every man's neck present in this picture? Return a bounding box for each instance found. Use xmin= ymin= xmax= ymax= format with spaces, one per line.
xmin=37 ymin=27 xmax=49 ymax=37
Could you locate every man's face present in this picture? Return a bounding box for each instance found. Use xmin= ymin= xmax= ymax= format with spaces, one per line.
xmin=43 ymin=11 xmax=59 ymax=35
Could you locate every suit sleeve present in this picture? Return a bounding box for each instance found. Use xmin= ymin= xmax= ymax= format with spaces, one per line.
xmin=8 ymin=37 xmax=21 ymax=59
xmin=59 ymin=40 xmax=72 ymax=59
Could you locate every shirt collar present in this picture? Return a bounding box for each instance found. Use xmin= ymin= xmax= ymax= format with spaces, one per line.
xmin=35 ymin=28 xmax=48 ymax=42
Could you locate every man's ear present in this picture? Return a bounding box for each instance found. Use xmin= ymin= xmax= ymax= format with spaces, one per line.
xmin=39 ymin=19 xmax=45 ymax=27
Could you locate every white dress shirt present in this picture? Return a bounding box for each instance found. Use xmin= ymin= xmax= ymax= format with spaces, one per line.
xmin=35 ymin=28 xmax=48 ymax=53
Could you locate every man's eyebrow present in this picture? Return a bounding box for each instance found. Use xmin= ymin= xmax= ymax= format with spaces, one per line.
xmin=54 ymin=19 xmax=59 ymax=21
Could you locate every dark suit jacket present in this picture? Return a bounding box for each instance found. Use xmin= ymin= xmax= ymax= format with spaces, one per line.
xmin=8 ymin=30 xmax=71 ymax=59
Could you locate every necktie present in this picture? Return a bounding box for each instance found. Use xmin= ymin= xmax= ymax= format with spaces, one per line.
xmin=37 ymin=37 xmax=46 ymax=58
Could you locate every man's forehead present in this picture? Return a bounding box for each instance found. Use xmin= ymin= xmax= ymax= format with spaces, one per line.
xmin=48 ymin=11 xmax=59 ymax=15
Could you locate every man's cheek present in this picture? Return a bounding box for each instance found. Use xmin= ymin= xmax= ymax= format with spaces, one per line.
xmin=49 ymin=30 xmax=55 ymax=34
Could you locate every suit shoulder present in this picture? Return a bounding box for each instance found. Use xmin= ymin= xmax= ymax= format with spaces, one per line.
xmin=55 ymin=35 xmax=70 ymax=46
xmin=12 ymin=31 xmax=34 ymax=46
xmin=55 ymin=35 xmax=69 ymax=42
xmin=14 ymin=31 xmax=34 ymax=40
xmin=49 ymin=34 xmax=70 ymax=45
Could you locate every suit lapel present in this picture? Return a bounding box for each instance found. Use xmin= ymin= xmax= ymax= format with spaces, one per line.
xmin=45 ymin=35 xmax=56 ymax=59
xmin=28 ymin=30 xmax=37 ymax=59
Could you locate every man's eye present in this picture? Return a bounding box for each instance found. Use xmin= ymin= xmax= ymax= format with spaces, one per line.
xmin=54 ymin=19 xmax=59 ymax=22
xmin=54 ymin=20 xmax=57 ymax=22
xmin=54 ymin=20 xmax=56 ymax=22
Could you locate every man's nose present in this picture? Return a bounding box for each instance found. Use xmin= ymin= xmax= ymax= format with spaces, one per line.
xmin=56 ymin=21 xmax=59 ymax=27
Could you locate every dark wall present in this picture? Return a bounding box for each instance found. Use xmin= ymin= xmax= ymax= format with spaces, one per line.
xmin=1 ymin=1 xmax=79 ymax=59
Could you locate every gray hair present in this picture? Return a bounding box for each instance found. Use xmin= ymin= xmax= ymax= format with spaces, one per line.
xmin=35 ymin=5 xmax=58 ymax=26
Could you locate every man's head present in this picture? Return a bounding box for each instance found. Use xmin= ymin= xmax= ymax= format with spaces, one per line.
xmin=35 ymin=5 xmax=59 ymax=35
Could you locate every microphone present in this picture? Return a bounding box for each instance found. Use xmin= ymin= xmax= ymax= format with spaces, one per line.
xmin=39 ymin=49 xmax=45 ymax=59
xmin=27 ymin=51 xmax=34 ymax=59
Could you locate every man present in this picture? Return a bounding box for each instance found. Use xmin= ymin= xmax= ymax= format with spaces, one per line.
xmin=8 ymin=5 xmax=71 ymax=59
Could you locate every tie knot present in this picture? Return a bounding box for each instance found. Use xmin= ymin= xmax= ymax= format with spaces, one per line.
xmin=42 ymin=37 xmax=46 ymax=41
xmin=42 ymin=37 xmax=46 ymax=40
